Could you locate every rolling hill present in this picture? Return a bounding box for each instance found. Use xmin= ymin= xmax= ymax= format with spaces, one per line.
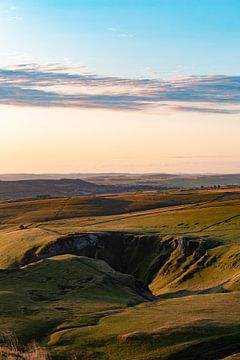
xmin=0 ymin=178 xmax=168 ymax=201
xmin=1 ymin=173 xmax=240 ymax=188
xmin=1 ymin=173 xmax=240 ymax=201
xmin=0 ymin=179 xmax=114 ymax=200
xmin=0 ymin=187 xmax=239 ymax=359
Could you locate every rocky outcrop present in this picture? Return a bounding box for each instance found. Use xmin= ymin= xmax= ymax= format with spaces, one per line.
xmin=18 ymin=232 xmax=169 ymax=285
xmin=175 ymin=237 xmax=208 ymax=260
xmin=18 ymin=232 xmax=216 ymax=298
xmin=20 ymin=232 xmax=108 ymax=267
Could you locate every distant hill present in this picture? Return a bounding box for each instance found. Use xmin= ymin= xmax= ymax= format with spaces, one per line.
xmin=0 ymin=173 xmax=240 ymax=188
xmin=0 ymin=178 xmax=114 ymax=200
xmin=0 ymin=173 xmax=130 ymax=181
xmin=84 ymin=173 xmax=240 ymax=188
xmin=0 ymin=178 xmax=165 ymax=200
xmin=1 ymin=174 xmax=240 ymax=200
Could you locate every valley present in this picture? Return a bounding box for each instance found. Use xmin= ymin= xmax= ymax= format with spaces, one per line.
xmin=0 ymin=187 xmax=239 ymax=358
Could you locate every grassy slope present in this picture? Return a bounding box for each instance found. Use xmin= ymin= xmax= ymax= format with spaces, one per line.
xmin=1 ymin=188 xmax=239 ymax=227
xmin=1 ymin=189 xmax=239 ymax=290
xmin=0 ymin=255 xmax=149 ymax=345
xmin=48 ymin=292 xmax=240 ymax=360
xmin=0 ymin=189 xmax=240 ymax=290
xmin=0 ymin=188 xmax=240 ymax=359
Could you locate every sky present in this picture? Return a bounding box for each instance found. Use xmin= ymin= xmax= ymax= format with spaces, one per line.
xmin=0 ymin=0 xmax=240 ymax=174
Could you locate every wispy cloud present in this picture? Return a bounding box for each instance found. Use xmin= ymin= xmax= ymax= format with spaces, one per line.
xmin=10 ymin=5 xmax=17 ymax=11
xmin=108 ymin=27 xmax=117 ymax=33
xmin=108 ymin=27 xmax=134 ymax=38
xmin=119 ymin=33 xmax=133 ymax=38
xmin=0 ymin=64 xmax=239 ymax=113
xmin=0 ymin=3 xmax=23 ymax=21
xmin=9 ymin=15 xmax=22 ymax=21
xmin=169 ymin=155 xmax=231 ymax=159
xmin=173 ymin=105 xmax=240 ymax=115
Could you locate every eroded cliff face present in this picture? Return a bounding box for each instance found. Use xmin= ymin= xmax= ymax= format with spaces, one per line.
xmin=19 ymin=232 xmax=107 ymax=268
xmin=19 ymin=232 xmax=162 ymax=280
xmin=18 ymin=232 xmax=215 ymax=295
xmin=174 ymin=237 xmax=208 ymax=260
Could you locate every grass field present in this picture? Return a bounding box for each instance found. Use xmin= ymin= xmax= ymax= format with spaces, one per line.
xmin=0 ymin=187 xmax=239 ymax=359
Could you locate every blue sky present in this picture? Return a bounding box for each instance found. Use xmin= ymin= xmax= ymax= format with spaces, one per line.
xmin=1 ymin=0 xmax=240 ymax=77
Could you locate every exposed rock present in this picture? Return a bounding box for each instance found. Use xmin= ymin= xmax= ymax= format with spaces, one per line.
xmin=20 ymin=232 xmax=107 ymax=267
xmin=193 ymin=241 xmax=207 ymax=260
xmin=175 ymin=237 xmax=189 ymax=254
xmin=175 ymin=237 xmax=207 ymax=259
xmin=17 ymin=232 xmax=215 ymax=299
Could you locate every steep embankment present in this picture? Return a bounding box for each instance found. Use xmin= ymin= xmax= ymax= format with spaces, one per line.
xmin=2 ymin=231 xmax=239 ymax=296
xmin=0 ymin=232 xmax=239 ymax=359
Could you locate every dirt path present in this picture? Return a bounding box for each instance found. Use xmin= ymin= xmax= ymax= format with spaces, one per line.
xmin=54 ymin=196 xmax=72 ymax=219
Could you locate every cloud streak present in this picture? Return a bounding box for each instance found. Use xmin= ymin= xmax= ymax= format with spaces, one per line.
xmin=0 ymin=64 xmax=239 ymax=113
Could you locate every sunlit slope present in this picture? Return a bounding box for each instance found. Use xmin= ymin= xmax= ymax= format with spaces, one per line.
xmin=0 ymin=188 xmax=239 ymax=359
xmin=48 ymin=292 xmax=240 ymax=360
xmin=149 ymin=240 xmax=240 ymax=295
xmin=0 ymin=256 xmax=239 ymax=359
xmin=0 ymin=189 xmax=239 ymax=297
xmin=1 ymin=188 xmax=239 ymax=229
xmin=90 ymin=198 xmax=240 ymax=243
xmin=0 ymin=255 xmax=151 ymax=343
xmin=0 ymin=228 xmax=58 ymax=268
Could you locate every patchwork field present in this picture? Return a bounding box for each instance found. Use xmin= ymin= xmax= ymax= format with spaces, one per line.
xmin=0 ymin=187 xmax=239 ymax=359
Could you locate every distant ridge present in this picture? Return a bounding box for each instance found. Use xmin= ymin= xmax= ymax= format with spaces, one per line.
xmin=0 ymin=178 xmax=167 ymax=201
xmin=0 ymin=178 xmax=114 ymax=200
xmin=0 ymin=173 xmax=132 ymax=181
xmin=1 ymin=172 xmax=239 ymax=181
xmin=0 ymin=174 xmax=240 ymax=201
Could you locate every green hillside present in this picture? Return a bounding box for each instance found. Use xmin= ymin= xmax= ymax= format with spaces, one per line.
xmin=0 ymin=188 xmax=239 ymax=359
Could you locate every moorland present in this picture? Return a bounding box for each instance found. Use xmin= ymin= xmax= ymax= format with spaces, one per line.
xmin=0 ymin=186 xmax=239 ymax=359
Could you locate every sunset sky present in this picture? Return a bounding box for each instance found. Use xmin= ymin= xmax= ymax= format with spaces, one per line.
xmin=1 ymin=0 xmax=240 ymax=173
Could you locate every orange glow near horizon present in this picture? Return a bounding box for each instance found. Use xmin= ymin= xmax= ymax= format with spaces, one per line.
xmin=1 ymin=105 xmax=240 ymax=174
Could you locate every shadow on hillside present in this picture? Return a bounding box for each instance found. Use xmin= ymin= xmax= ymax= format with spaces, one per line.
xmin=119 ymin=320 xmax=240 ymax=360
xmin=162 ymin=322 xmax=240 ymax=360
xmin=156 ymin=283 xmax=229 ymax=300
